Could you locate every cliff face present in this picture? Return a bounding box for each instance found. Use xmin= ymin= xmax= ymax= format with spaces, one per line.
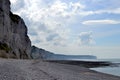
xmin=0 ymin=0 xmax=31 ymax=59
xmin=31 ymin=46 xmax=97 ymax=60
xmin=31 ymin=46 xmax=54 ymax=59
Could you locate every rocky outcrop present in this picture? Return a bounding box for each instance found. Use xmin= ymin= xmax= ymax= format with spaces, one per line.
xmin=0 ymin=0 xmax=31 ymax=59
xmin=31 ymin=46 xmax=97 ymax=60
xmin=31 ymin=46 xmax=54 ymax=59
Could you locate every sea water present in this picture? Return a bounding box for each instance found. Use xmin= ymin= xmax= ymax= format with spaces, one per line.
xmin=90 ymin=59 xmax=120 ymax=77
xmin=71 ymin=58 xmax=120 ymax=77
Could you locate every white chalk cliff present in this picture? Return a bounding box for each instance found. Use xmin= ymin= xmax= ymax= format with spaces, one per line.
xmin=0 ymin=0 xmax=31 ymax=59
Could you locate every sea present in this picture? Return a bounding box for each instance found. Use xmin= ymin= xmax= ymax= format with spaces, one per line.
xmin=90 ymin=59 xmax=120 ymax=77
xmin=70 ymin=58 xmax=120 ymax=77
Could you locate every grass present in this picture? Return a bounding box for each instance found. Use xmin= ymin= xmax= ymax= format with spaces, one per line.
xmin=0 ymin=43 xmax=18 ymax=58
xmin=0 ymin=43 xmax=12 ymax=53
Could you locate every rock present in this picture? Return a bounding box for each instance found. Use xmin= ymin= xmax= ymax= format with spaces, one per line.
xmin=31 ymin=46 xmax=54 ymax=59
xmin=31 ymin=46 xmax=97 ymax=60
xmin=0 ymin=0 xmax=31 ymax=59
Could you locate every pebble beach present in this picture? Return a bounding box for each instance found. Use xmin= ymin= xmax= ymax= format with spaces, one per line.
xmin=0 ymin=59 xmax=120 ymax=80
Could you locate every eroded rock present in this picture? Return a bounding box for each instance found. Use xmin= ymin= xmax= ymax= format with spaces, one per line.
xmin=0 ymin=0 xmax=31 ymax=59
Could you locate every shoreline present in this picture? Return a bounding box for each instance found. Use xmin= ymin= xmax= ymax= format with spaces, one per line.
xmin=45 ymin=59 xmax=115 ymax=68
xmin=46 ymin=60 xmax=120 ymax=77
xmin=0 ymin=59 xmax=120 ymax=80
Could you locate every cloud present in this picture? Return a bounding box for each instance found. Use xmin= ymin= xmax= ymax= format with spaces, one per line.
xmin=46 ymin=33 xmax=59 ymax=41
xmin=75 ymin=31 xmax=95 ymax=45
xmin=70 ymin=2 xmax=85 ymax=12
xmin=75 ymin=8 xmax=120 ymax=17
xmin=10 ymin=0 xmax=120 ymax=18
xmin=9 ymin=0 xmax=120 ymax=59
xmin=92 ymin=8 xmax=120 ymax=15
xmin=10 ymin=0 xmax=17 ymax=4
xmin=10 ymin=0 xmax=25 ymax=11
xmin=82 ymin=20 xmax=120 ymax=25
xmin=10 ymin=0 xmax=87 ymax=47
xmin=10 ymin=0 xmax=120 ymax=47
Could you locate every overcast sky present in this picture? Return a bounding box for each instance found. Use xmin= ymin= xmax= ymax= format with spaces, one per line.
xmin=10 ymin=0 xmax=120 ymax=59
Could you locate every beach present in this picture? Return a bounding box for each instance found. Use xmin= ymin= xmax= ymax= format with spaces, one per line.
xmin=0 ymin=59 xmax=120 ymax=80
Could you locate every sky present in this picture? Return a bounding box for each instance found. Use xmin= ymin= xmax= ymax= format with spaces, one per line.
xmin=10 ymin=0 xmax=120 ymax=59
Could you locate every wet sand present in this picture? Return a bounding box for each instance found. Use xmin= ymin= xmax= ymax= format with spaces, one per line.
xmin=0 ymin=59 xmax=120 ymax=80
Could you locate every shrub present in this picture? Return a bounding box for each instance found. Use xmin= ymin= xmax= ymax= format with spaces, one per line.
xmin=0 ymin=42 xmax=12 ymax=53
